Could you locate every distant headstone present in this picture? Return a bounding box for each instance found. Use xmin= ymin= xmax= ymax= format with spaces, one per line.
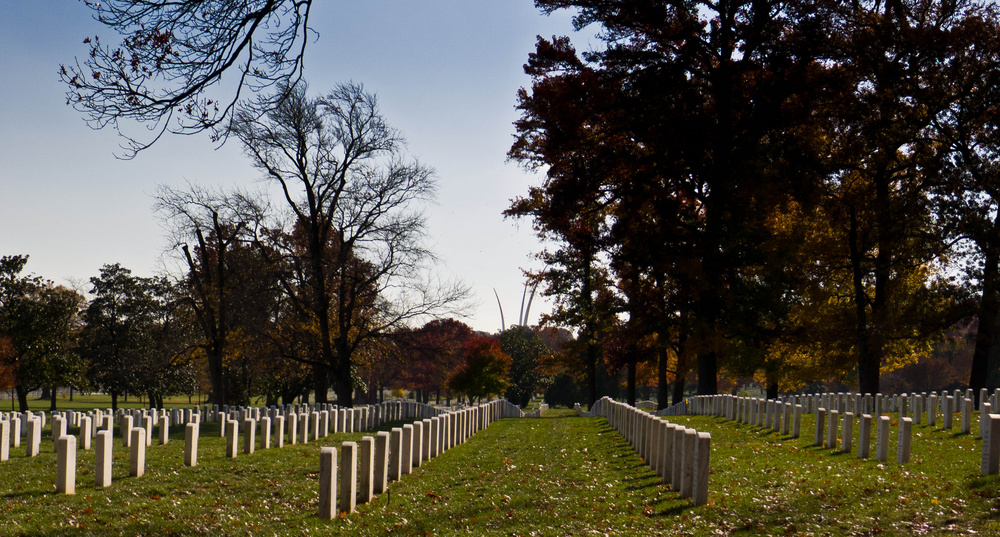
xmin=876 ymin=416 xmax=890 ymax=462
xmin=897 ymin=417 xmax=913 ymax=464
xmin=858 ymin=414 xmax=872 ymax=459
xmin=815 ymin=408 xmax=826 ymax=447
xmin=841 ymin=412 xmax=854 ymax=453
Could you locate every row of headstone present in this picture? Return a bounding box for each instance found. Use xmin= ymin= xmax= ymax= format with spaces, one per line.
xmin=49 ymin=414 xmax=202 ymax=495
xmin=683 ymin=389 xmax=986 ymax=421
xmin=588 ymin=397 xmax=711 ymax=506
xmin=0 ymin=398 xmax=458 ymax=464
xmin=523 ymin=403 xmax=548 ymax=418
xmin=42 ymin=397 xmax=479 ymax=495
xmin=318 ymin=399 xmax=514 ymax=518
xmin=683 ymin=393 xmax=994 ymax=466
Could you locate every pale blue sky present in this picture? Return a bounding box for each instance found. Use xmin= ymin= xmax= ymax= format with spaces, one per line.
xmin=0 ymin=1 xmax=591 ymax=332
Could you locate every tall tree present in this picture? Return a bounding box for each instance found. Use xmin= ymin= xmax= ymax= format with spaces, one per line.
xmin=447 ymin=335 xmax=512 ymax=404
xmin=396 ymin=318 xmax=474 ymax=404
xmin=819 ymin=0 xmax=986 ymax=394
xmin=155 ymin=184 xmax=279 ymax=406
xmin=79 ymin=264 xmax=174 ymax=411
xmin=925 ymin=4 xmax=1000 ymax=396
xmin=499 ymin=325 xmax=551 ymax=408
xmin=230 ymin=81 xmax=468 ymax=406
xmin=510 ymin=0 xmax=835 ymax=396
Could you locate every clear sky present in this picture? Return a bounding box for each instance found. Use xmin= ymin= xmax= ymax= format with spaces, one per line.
xmin=0 ymin=1 xmax=590 ymax=333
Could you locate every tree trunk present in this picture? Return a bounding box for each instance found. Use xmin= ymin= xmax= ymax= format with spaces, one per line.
xmin=848 ymin=207 xmax=879 ymax=395
xmin=657 ymin=346 xmax=669 ymax=410
xmin=314 ymin=364 xmax=330 ymax=405
xmin=672 ymin=369 xmax=686 ymax=406
xmin=973 ymin=225 xmax=1000 ymax=400
xmin=626 ymin=360 xmax=637 ymax=407
xmin=585 ymin=343 xmax=599 ymax=406
xmin=15 ymin=385 xmax=28 ymax=413
xmin=766 ymin=381 xmax=778 ymax=400
xmin=111 ymin=391 xmax=119 ymax=412
xmin=697 ymin=351 xmax=718 ymax=395
xmin=49 ymin=387 xmax=57 ymax=411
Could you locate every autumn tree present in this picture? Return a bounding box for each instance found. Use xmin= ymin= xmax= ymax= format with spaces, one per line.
xmin=809 ymin=0 xmax=991 ymax=395
xmin=923 ymin=4 xmax=1000 ymax=396
xmin=447 ymin=335 xmax=511 ymax=404
xmin=510 ymin=0 xmax=836 ymax=397
xmin=61 ymin=0 xmax=316 ymax=156
xmin=230 ymin=81 xmax=469 ymax=406
xmin=395 ymin=318 xmax=474 ymax=404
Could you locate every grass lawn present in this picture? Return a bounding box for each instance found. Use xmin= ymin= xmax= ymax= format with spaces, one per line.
xmin=0 ymin=394 xmax=208 ymax=413
xmin=3 ymin=405 xmax=1000 ymax=535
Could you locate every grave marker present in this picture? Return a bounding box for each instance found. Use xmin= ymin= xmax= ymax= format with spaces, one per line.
xmin=56 ymin=435 xmax=76 ymax=494
xmin=374 ymin=433 xmax=394 ymax=499
xmin=130 ymin=428 xmax=146 ymax=477
xmin=842 ymin=412 xmax=854 ymax=453
xmin=359 ymin=436 xmax=375 ymax=504
xmin=814 ymin=408 xmax=826 ymax=447
xmin=319 ymin=447 xmax=337 ymax=519
xmin=982 ymin=414 xmax=1000 ymax=475
xmin=897 ymin=417 xmax=913 ymax=463
xmin=184 ymin=423 xmax=199 ymax=467
xmin=340 ymin=441 xmax=358 ymax=514
xmin=858 ymin=414 xmax=872 ymax=459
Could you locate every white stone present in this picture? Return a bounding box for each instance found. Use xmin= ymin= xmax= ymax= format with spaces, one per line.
xmin=319 ymin=447 xmax=337 ymax=519
xmin=129 ymin=428 xmax=146 ymax=477
xmin=693 ymin=432 xmax=711 ymax=506
xmin=982 ymin=414 xmax=1000 ymax=476
xmin=876 ymin=415 xmax=890 ymax=462
xmin=56 ymin=435 xmax=76 ymax=494
xmin=897 ymin=417 xmax=913 ymax=463
xmin=340 ymin=441 xmax=358 ymax=513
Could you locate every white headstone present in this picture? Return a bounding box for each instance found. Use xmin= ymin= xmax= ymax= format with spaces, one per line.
xmin=318 ymin=447 xmax=337 ymax=519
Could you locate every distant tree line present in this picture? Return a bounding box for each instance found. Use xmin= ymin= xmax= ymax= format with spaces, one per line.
xmin=53 ymin=0 xmax=1000 ymax=408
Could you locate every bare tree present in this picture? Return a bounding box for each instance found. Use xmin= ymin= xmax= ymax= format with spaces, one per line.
xmin=230 ymin=81 xmax=469 ymax=406
xmin=60 ymin=0 xmax=314 ymax=157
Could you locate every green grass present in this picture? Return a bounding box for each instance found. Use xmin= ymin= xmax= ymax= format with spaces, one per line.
xmin=0 ymin=394 xmax=208 ymax=413
xmin=3 ymin=406 xmax=1000 ymax=535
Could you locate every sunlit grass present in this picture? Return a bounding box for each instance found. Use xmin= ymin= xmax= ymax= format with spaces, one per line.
xmin=3 ymin=405 xmax=1000 ymax=535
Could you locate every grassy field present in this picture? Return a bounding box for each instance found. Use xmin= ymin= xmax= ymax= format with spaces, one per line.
xmin=2 ymin=405 xmax=1000 ymax=535
xmin=0 ymin=394 xmax=208 ymax=413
